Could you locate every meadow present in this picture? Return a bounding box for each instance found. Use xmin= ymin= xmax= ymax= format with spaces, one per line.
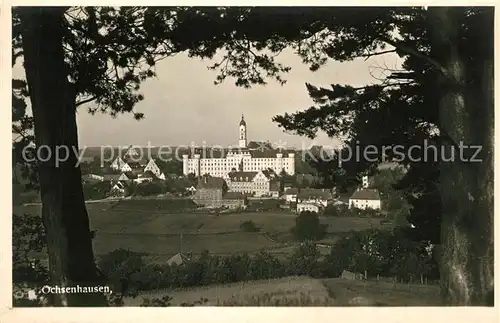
xmin=16 ymin=198 xmax=440 ymax=306
xmin=17 ymin=198 xmax=385 ymax=260
xmin=122 ymin=276 xmax=441 ymax=306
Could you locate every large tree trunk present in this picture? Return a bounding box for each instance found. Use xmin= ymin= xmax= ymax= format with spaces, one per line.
xmin=19 ymin=8 xmax=107 ymax=306
xmin=429 ymin=7 xmax=494 ymax=305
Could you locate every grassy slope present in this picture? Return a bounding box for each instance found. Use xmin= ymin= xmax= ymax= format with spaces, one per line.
xmin=321 ymin=278 xmax=442 ymax=306
xmin=123 ymin=276 xmax=332 ymax=306
xmin=18 ymin=199 xmax=385 ymax=258
xmin=122 ymin=276 xmax=441 ymax=306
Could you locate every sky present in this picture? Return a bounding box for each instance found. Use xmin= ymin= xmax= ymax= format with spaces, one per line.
xmin=13 ymin=48 xmax=400 ymax=150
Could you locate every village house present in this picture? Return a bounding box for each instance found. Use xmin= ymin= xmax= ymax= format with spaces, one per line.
xmin=269 ymin=181 xmax=281 ymax=198
xmin=221 ymin=191 xmax=247 ymax=209
xmin=124 ymin=145 xmax=140 ymax=159
xmin=186 ymin=186 xmax=197 ymax=194
xmin=349 ymin=189 xmax=382 ymax=210
xmin=110 ymin=181 xmax=127 ymax=197
xmin=81 ymin=173 xmax=104 ymax=184
xmin=283 ymin=182 xmax=293 ymax=192
xmin=193 ymin=176 xmax=227 ymax=208
xmin=144 ymin=158 xmax=163 ymax=177
xmin=118 ymin=172 xmax=138 ymax=182
xmin=110 ymin=156 xmax=126 ymax=171
xmin=227 ymin=169 xmax=280 ymax=197
xmin=121 ymin=161 xmax=142 ymax=173
xmin=283 ymin=188 xmax=334 ymax=206
xmin=297 ymin=202 xmax=324 ymax=214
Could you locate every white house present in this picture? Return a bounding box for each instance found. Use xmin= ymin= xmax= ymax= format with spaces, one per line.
xmin=118 ymin=173 xmax=131 ymax=181
xmin=124 ymin=145 xmax=140 ymax=158
xmin=283 ymin=188 xmax=333 ymax=206
xmin=349 ymin=189 xmax=381 ymax=210
xmin=362 ymin=175 xmax=369 ymax=188
xmin=110 ymin=181 xmax=127 ymax=196
xmin=297 ymin=202 xmax=322 ymax=214
xmin=135 ymin=171 xmax=155 ymax=184
xmin=110 ymin=156 xmax=126 ymax=170
xmin=182 ymin=115 xmax=295 ymax=178
xmin=120 ymin=161 xmax=141 ymax=173
xmin=283 ymin=190 xmax=298 ymax=203
xmin=144 ymin=159 xmax=162 ymax=177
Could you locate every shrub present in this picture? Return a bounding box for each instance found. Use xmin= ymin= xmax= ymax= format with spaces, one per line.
xmin=83 ymin=181 xmax=112 ymax=200
xmin=135 ymin=182 xmax=165 ymax=196
xmin=98 ymin=249 xmax=145 ymax=295
xmin=287 ymin=241 xmax=322 ymax=277
xmin=291 ymin=211 xmax=326 ymax=241
xmin=239 ymin=220 xmax=260 ymax=232
xmin=322 ymin=228 xmax=439 ymax=281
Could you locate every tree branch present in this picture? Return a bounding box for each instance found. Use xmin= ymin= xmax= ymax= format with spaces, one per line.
xmin=76 ymin=96 xmax=98 ymax=107
xmin=379 ymin=36 xmax=449 ymax=76
xmin=362 ymin=49 xmax=397 ymax=61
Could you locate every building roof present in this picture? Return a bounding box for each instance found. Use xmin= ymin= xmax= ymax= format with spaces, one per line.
xmin=112 ymin=181 xmax=127 ymax=190
xmin=122 ymin=172 xmax=138 ymax=180
xmin=296 ymin=174 xmax=317 ymax=183
xmin=261 ymin=168 xmax=277 ymax=179
xmin=249 ymin=149 xmax=294 ymax=158
xmin=197 ymin=176 xmax=226 ymax=190
xmin=349 ymin=189 xmax=381 ymax=201
xmin=229 ymin=171 xmax=258 ymax=182
xmin=285 ymin=188 xmax=333 ymax=200
xmin=182 ymin=147 xmax=295 ymax=159
xmin=124 ymin=161 xmax=142 ymax=169
xmin=239 ymin=114 xmax=246 ymax=126
xmin=269 ymin=180 xmax=280 ymax=192
xmin=166 ymin=252 xmax=189 ymax=266
xmin=143 ymin=170 xmax=157 ymax=178
xmin=124 ymin=145 xmax=140 ymax=156
xmin=247 ymin=141 xmax=273 ymax=150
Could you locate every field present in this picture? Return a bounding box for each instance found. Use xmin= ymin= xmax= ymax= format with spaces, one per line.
xmin=122 ymin=276 xmax=441 ymax=306
xmin=17 ymin=199 xmax=440 ymax=306
xmin=17 ymin=198 xmax=384 ymax=260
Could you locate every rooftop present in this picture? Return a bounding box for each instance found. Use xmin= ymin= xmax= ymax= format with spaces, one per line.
xmin=229 ymin=171 xmax=258 ymax=182
xmin=197 ymin=176 xmax=226 ymax=190
xmin=349 ymin=189 xmax=381 ymax=201
xmin=183 ymin=147 xmax=295 ymax=159
xmin=284 ymin=188 xmax=333 ymax=200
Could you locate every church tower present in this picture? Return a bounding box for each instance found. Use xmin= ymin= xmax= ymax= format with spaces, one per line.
xmin=239 ymin=114 xmax=247 ymax=148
